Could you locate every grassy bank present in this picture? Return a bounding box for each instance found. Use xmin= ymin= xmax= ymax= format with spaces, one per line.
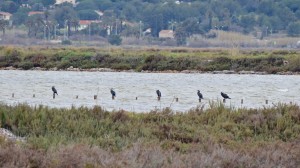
xmin=0 ymin=103 xmax=299 ymax=167
xmin=0 ymin=46 xmax=300 ymax=73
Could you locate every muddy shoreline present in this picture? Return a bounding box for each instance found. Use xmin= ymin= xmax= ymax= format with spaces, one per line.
xmin=1 ymin=66 xmax=299 ymax=75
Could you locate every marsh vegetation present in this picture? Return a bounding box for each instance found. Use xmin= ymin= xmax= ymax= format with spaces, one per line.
xmin=0 ymin=46 xmax=300 ymax=74
xmin=0 ymin=102 xmax=299 ymax=167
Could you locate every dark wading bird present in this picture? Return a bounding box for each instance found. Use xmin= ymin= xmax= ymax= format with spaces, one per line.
xmin=221 ymin=92 xmax=231 ymax=99
xmin=156 ymin=90 xmax=161 ymax=100
xmin=110 ymin=88 xmax=116 ymax=99
xmin=197 ymin=90 xmax=203 ymax=100
xmin=52 ymin=86 xmax=58 ymax=99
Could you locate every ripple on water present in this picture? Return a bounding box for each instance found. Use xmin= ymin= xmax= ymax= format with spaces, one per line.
xmin=1 ymin=70 xmax=300 ymax=112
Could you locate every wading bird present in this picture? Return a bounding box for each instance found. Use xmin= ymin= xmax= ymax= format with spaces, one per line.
xmin=110 ymin=88 xmax=116 ymax=99
xmin=221 ymin=92 xmax=231 ymax=99
xmin=156 ymin=90 xmax=161 ymax=100
xmin=197 ymin=90 xmax=203 ymax=100
xmin=52 ymin=86 xmax=58 ymax=99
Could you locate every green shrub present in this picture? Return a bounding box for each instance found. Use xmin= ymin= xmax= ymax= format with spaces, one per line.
xmin=57 ymin=60 xmax=71 ymax=69
xmin=24 ymin=54 xmax=47 ymax=67
xmin=3 ymin=49 xmax=21 ymax=66
xmin=19 ymin=61 xmax=34 ymax=70
xmin=62 ymin=40 xmax=72 ymax=45
xmin=287 ymin=57 xmax=300 ymax=72
xmin=111 ymin=63 xmax=132 ymax=70
xmin=79 ymin=60 xmax=97 ymax=69
xmin=108 ymin=35 xmax=122 ymax=46
xmin=44 ymin=62 xmax=56 ymax=69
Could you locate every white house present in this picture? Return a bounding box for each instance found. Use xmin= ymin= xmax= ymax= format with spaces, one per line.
xmin=0 ymin=12 xmax=12 ymax=20
xmin=159 ymin=30 xmax=174 ymax=38
xmin=55 ymin=0 xmax=76 ymax=5
xmin=78 ymin=20 xmax=101 ymax=30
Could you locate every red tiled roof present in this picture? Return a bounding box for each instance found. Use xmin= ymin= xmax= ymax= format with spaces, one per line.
xmin=79 ymin=20 xmax=92 ymax=25
xmin=28 ymin=11 xmax=44 ymax=16
xmin=79 ymin=20 xmax=101 ymax=25
xmin=0 ymin=12 xmax=12 ymax=16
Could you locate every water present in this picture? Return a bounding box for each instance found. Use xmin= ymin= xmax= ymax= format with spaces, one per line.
xmin=0 ymin=70 xmax=299 ymax=112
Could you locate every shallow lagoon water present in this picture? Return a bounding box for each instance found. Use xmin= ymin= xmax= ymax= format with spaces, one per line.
xmin=0 ymin=70 xmax=299 ymax=112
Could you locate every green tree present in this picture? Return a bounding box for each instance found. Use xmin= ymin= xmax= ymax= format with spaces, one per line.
xmin=94 ymin=0 xmax=113 ymax=11
xmin=78 ymin=10 xmax=99 ymax=20
xmin=12 ymin=7 xmax=30 ymax=26
xmin=81 ymin=22 xmax=105 ymax=36
xmin=120 ymin=25 xmax=139 ymax=38
xmin=142 ymin=6 xmax=164 ymax=37
xmin=181 ymin=18 xmax=204 ymax=36
xmin=25 ymin=15 xmax=45 ymax=37
xmin=175 ymin=24 xmax=187 ymax=46
xmin=277 ymin=7 xmax=296 ymax=28
xmin=122 ymin=4 xmax=138 ymax=21
xmin=0 ymin=1 xmax=19 ymax=13
xmin=75 ymin=0 xmax=97 ymax=11
xmin=53 ymin=5 xmax=79 ymax=36
xmin=0 ymin=20 xmax=9 ymax=35
xmin=108 ymin=35 xmax=122 ymax=45
xmin=269 ymin=16 xmax=284 ymax=31
xmin=41 ymin=0 xmax=55 ymax=6
xmin=28 ymin=0 xmax=42 ymax=6
xmin=296 ymin=10 xmax=300 ymax=19
xmin=31 ymin=3 xmax=44 ymax=11
xmin=283 ymin=0 xmax=300 ymax=12
xmin=287 ymin=21 xmax=300 ymax=37
xmin=239 ymin=14 xmax=256 ymax=33
xmin=258 ymin=0 xmax=275 ymax=16
xmin=101 ymin=10 xmax=117 ymax=35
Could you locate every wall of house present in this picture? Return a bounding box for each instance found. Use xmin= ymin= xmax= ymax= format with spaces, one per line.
xmin=0 ymin=14 xmax=11 ymax=20
xmin=56 ymin=0 xmax=76 ymax=4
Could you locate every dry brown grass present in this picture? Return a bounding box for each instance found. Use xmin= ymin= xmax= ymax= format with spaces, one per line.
xmin=0 ymin=140 xmax=299 ymax=168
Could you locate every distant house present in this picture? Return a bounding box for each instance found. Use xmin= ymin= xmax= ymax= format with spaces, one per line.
xmin=28 ymin=11 xmax=44 ymax=16
xmin=55 ymin=0 xmax=76 ymax=5
xmin=0 ymin=12 xmax=12 ymax=20
xmin=21 ymin=4 xmax=31 ymax=8
xmin=78 ymin=20 xmax=101 ymax=30
xmin=159 ymin=30 xmax=174 ymax=38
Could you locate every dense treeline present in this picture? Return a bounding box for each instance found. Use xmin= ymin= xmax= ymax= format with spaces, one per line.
xmin=1 ymin=0 xmax=300 ymax=41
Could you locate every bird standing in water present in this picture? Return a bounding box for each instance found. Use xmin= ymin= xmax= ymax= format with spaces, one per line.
xmin=52 ymin=86 xmax=58 ymax=99
xmin=156 ymin=90 xmax=161 ymax=100
xmin=221 ymin=92 xmax=230 ymax=99
xmin=110 ymin=88 xmax=116 ymax=99
xmin=197 ymin=90 xmax=203 ymax=100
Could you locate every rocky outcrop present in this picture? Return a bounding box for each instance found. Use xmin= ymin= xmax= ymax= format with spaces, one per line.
xmin=0 ymin=128 xmax=26 ymax=142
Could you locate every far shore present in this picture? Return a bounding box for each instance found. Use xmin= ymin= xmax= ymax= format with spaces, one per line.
xmin=1 ymin=66 xmax=299 ymax=75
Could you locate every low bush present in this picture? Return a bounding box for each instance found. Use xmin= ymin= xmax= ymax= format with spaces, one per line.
xmin=61 ymin=40 xmax=72 ymax=45
xmin=18 ymin=61 xmax=34 ymax=70
xmin=57 ymin=60 xmax=71 ymax=69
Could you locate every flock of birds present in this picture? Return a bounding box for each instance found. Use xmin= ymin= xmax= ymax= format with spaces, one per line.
xmin=51 ymin=86 xmax=231 ymax=101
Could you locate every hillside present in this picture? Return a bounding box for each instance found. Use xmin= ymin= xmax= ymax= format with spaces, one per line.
xmin=0 ymin=0 xmax=300 ymax=46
